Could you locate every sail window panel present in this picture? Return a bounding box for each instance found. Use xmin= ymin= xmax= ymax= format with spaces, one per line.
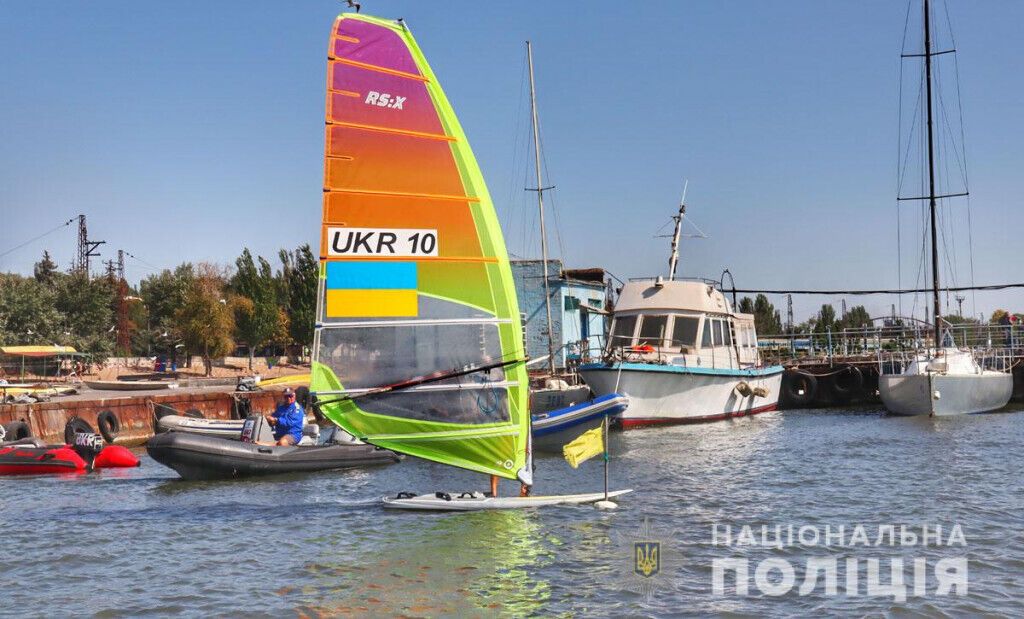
xmin=671 ymin=316 xmax=700 ymax=348
xmin=328 ymin=61 xmax=443 ymax=135
xmin=610 ymin=316 xmax=637 ymax=348
xmin=637 ymin=315 xmax=669 ymax=347
xmin=317 ymin=323 xmax=505 ymax=391
xmin=353 ymin=389 xmax=509 ymax=424
xmin=701 ymin=318 xmax=712 ymax=348
xmin=325 ymin=125 xmax=464 ymax=196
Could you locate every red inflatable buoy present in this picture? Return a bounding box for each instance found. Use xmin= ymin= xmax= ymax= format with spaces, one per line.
xmin=0 ymin=445 xmax=87 ymax=475
xmin=93 ymin=445 xmax=140 ymax=469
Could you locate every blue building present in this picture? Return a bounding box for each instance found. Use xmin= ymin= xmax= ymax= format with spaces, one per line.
xmin=510 ymin=259 xmax=609 ymax=369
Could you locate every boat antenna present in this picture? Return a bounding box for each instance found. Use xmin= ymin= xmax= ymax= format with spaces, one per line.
xmin=667 ymin=180 xmax=688 ymax=280
xmin=526 ymin=40 xmax=557 ymax=375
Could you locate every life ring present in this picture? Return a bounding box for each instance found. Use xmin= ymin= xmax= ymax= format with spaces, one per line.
xmin=183 ymin=408 xmax=205 ymax=419
xmin=64 ymin=416 xmax=95 ymax=445
xmin=2 ymin=421 xmax=31 ymax=442
xmin=831 ymin=366 xmax=864 ymax=400
xmin=96 ymin=410 xmax=121 ymax=444
xmin=782 ymin=370 xmax=817 ymax=408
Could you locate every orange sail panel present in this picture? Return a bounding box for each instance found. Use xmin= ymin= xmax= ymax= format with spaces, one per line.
xmin=312 ymin=14 xmax=530 ymax=482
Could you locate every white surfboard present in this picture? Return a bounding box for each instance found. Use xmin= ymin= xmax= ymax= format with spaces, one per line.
xmin=382 ymin=489 xmax=633 ymax=511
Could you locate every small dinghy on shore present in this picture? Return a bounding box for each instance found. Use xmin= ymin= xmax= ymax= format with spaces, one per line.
xmin=147 ymin=421 xmax=401 ymax=480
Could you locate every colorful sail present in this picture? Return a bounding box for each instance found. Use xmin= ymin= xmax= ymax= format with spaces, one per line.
xmin=310 ymin=14 xmax=531 ymax=481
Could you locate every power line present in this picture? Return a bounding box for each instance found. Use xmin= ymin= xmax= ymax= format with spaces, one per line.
xmin=0 ymin=217 xmax=75 ymax=259
xmin=728 ymin=282 xmax=1024 ymax=296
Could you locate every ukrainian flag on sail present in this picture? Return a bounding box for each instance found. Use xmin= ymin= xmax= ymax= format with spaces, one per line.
xmin=325 ymin=261 xmax=418 ymax=318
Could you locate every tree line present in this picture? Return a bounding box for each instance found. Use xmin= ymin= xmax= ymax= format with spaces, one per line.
xmin=0 ymin=245 xmax=318 ymax=375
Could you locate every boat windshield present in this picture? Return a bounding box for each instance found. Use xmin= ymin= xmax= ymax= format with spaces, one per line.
xmin=672 ymin=316 xmax=700 ymax=348
xmin=610 ymin=315 xmax=637 ymax=347
xmin=637 ymin=315 xmax=669 ymax=347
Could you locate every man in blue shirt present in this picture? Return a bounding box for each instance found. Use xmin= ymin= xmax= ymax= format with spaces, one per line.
xmin=265 ymin=387 xmax=305 ymax=446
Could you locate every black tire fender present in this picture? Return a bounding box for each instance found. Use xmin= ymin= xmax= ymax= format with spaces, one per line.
xmin=783 ymin=370 xmax=817 ymax=407
xmin=64 ymin=416 xmax=95 ymax=445
xmin=2 ymin=421 xmax=31 ymax=442
xmin=831 ymin=366 xmax=864 ymax=399
xmin=96 ymin=410 xmax=121 ymax=444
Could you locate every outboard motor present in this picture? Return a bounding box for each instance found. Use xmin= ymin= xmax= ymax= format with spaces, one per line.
xmin=71 ymin=432 xmax=105 ymax=470
xmin=239 ymin=414 xmax=275 ymax=443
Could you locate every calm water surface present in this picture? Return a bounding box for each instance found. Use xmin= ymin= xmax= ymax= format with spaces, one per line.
xmin=3 ymin=405 xmax=1024 ymax=617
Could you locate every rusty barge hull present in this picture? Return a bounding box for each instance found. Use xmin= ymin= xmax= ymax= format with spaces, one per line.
xmin=0 ymin=388 xmax=283 ymax=446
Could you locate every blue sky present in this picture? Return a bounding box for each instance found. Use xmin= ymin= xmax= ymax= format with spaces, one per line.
xmin=1 ymin=1 xmax=1022 ymax=323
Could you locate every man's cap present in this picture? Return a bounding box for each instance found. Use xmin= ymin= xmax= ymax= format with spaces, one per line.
xmin=283 ymin=387 xmax=294 ymax=396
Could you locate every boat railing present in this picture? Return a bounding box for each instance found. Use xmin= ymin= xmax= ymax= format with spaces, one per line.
xmin=758 ymin=320 xmax=1024 ymax=368
xmin=875 ymin=346 xmax=1017 ymax=376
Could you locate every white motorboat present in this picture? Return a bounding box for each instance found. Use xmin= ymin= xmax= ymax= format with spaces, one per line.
xmin=580 ymin=277 xmax=783 ymax=427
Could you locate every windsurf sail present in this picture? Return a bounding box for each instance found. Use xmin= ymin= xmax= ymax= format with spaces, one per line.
xmin=310 ymin=14 xmax=531 ymax=482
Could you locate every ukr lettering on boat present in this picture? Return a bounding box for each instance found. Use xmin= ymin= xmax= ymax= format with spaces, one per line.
xmin=328 ymin=227 xmax=438 ymax=257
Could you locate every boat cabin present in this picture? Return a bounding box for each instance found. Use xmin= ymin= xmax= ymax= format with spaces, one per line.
xmin=604 ymin=279 xmax=762 ymax=370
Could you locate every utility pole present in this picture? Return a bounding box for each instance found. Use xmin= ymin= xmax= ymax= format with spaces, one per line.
xmin=786 ymin=294 xmax=794 ymax=333
xmin=116 ymin=250 xmax=130 ymax=355
xmin=75 ymin=214 xmax=105 ymax=276
xmin=955 ymin=294 xmax=965 ymax=318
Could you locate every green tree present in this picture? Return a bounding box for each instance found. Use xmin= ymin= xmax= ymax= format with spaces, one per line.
xmin=815 ymin=304 xmax=838 ymax=335
xmin=175 ymin=263 xmax=234 ymax=376
xmin=33 ymin=251 xmax=59 ymax=286
xmin=278 ymin=244 xmax=318 ymax=353
xmin=231 ymin=249 xmax=283 ymax=370
xmin=54 ymin=272 xmax=115 ymax=360
xmin=738 ymin=296 xmax=754 ymax=315
xmin=140 ymin=264 xmax=194 ymax=363
xmin=752 ymin=294 xmax=783 ymax=335
xmin=840 ymin=305 xmax=872 ymax=330
xmin=0 ymin=274 xmax=62 ymax=346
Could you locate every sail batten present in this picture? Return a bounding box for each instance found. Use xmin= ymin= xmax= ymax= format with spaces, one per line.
xmin=311 ymin=13 xmax=529 ymax=480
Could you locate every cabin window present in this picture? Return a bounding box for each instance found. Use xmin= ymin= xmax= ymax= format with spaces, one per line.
xmin=713 ymin=320 xmax=724 ymax=346
xmin=672 ymin=316 xmax=700 ymax=347
xmin=610 ymin=316 xmax=637 ymax=347
xmin=701 ymin=319 xmax=712 ymax=347
xmin=564 ymin=295 xmax=580 ymax=311
xmin=723 ymin=321 xmax=732 ymax=346
xmin=637 ymin=315 xmax=669 ymax=347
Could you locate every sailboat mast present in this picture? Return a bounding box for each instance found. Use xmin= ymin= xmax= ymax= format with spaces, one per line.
xmin=527 ymin=41 xmax=557 ymax=374
xmin=923 ymin=0 xmax=942 ymax=349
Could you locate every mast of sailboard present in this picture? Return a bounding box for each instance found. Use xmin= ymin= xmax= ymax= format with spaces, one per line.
xmin=923 ymin=0 xmax=942 ymax=350
xmin=527 ymin=40 xmax=557 ymax=375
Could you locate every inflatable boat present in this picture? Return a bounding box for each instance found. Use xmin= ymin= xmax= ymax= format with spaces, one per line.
xmin=530 ymin=393 xmax=629 ymax=451
xmin=156 ymin=414 xmax=246 ymax=439
xmin=0 ymin=434 xmax=139 ymax=475
xmin=146 ymin=429 xmax=401 ymax=480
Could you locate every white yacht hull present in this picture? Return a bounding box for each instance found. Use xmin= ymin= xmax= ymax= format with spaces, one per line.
xmin=579 ymin=363 xmax=783 ymax=428
xmin=879 ymin=372 xmax=1012 ymax=416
